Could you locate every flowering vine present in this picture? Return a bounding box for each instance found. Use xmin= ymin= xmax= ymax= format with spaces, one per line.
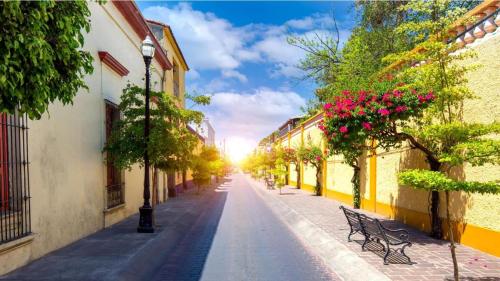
xmin=318 ymin=85 xmax=435 ymax=207
xmin=320 ymin=88 xmax=435 ymax=147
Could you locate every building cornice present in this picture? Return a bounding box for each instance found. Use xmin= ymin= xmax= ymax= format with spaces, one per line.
xmin=112 ymin=1 xmax=172 ymax=71
xmin=98 ymin=51 xmax=129 ymax=77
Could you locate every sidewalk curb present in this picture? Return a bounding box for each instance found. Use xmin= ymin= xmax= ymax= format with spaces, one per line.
xmin=246 ymin=176 xmax=391 ymax=281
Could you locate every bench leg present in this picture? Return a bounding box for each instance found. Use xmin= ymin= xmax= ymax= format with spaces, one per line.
xmin=400 ymin=243 xmax=412 ymax=264
xmin=376 ymin=238 xmax=385 ymax=251
xmin=361 ymin=235 xmax=370 ymax=251
xmin=383 ymin=243 xmax=391 ymax=265
xmin=347 ymin=228 xmax=355 ymax=242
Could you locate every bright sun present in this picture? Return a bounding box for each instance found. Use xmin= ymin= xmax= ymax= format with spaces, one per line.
xmin=225 ymin=137 xmax=254 ymax=164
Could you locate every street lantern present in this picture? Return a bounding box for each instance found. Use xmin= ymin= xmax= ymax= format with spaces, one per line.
xmin=141 ymin=35 xmax=155 ymax=58
xmin=138 ymin=35 xmax=155 ymax=233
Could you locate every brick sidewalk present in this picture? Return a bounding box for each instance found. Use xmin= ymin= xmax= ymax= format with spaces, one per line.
xmin=251 ymin=178 xmax=500 ymax=281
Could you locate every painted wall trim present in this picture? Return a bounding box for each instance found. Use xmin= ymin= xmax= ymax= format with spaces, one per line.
xmin=98 ymin=51 xmax=130 ymax=77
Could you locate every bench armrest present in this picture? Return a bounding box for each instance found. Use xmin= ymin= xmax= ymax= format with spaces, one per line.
xmin=380 ymin=225 xmax=410 ymax=241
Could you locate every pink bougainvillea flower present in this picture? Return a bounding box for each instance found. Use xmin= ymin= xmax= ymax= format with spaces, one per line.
xmin=339 ymin=126 xmax=348 ymax=133
xmin=426 ymin=92 xmax=435 ymax=100
xmin=378 ymin=108 xmax=390 ymax=116
xmin=393 ymin=89 xmax=403 ymax=98
xmin=342 ymin=90 xmax=350 ymax=96
xmin=315 ymin=156 xmax=321 ymax=161
xmin=382 ymin=93 xmax=391 ymax=102
xmin=358 ymin=109 xmax=366 ymax=116
xmin=418 ymin=95 xmax=426 ymax=103
xmin=395 ymin=105 xmax=407 ymax=112
xmin=324 ymin=103 xmax=333 ymax=110
xmin=362 ymin=122 xmax=372 ymax=130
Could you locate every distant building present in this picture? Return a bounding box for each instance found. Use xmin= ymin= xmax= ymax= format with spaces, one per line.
xmin=198 ymin=118 xmax=215 ymax=146
xmin=277 ymin=116 xmax=303 ymax=138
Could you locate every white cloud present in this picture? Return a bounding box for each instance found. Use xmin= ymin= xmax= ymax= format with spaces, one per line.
xmin=143 ymin=4 xmax=259 ymax=71
xmin=186 ymin=69 xmax=200 ymax=80
xmin=286 ymin=17 xmax=315 ymax=30
xmin=222 ymin=69 xmax=248 ymax=83
xmin=144 ymin=4 xmax=350 ymax=81
xmin=203 ymin=88 xmax=306 ymax=144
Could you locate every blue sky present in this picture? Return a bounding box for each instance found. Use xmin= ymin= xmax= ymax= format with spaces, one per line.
xmin=139 ymin=1 xmax=357 ymax=160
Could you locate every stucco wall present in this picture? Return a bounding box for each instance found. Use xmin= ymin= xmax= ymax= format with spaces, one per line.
xmin=459 ymin=31 xmax=500 ymax=231
xmin=278 ymin=31 xmax=500 ymax=256
xmin=0 ymin=2 xmax=167 ymax=274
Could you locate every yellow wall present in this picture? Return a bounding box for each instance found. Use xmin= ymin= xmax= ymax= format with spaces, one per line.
xmin=162 ymin=29 xmax=187 ymax=108
xmin=278 ymin=31 xmax=500 ymax=256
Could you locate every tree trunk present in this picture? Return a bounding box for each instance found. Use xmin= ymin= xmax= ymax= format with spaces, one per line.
xmin=285 ymin=165 xmax=289 ymax=185
xmin=182 ymin=170 xmax=187 ymax=190
xmin=429 ymin=158 xmax=443 ymax=239
xmin=446 ymin=191 xmax=459 ymax=281
xmin=296 ymin=164 xmax=301 ymax=189
xmin=350 ymin=164 xmax=361 ymax=209
xmin=315 ymin=164 xmax=322 ymax=196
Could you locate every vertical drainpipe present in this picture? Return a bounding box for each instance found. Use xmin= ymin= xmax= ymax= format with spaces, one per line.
xmin=99 ymin=58 xmax=107 ymax=229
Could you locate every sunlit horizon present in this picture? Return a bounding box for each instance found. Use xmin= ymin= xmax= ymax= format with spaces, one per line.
xmin=224 ymin=136 xmax=255 ymax=164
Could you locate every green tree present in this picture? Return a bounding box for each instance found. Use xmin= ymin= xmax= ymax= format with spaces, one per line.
xmin=104 ymin=84 xmax=205 ymax=176
xmin=278 ymin=147 xmax=301 ymax=189
xmin=322 ymin=1 xmax=499 ymax=278
xmin=271 ymin=157 xmax=288 ymax=195
xmin=0 ymin=1 xmax=94 ymax=119
xmin=192 ymin=146 xmax=221 ymax=192
xmin=399 ymin=170 xmax=499 ymax=280
xmin=298 ymin=142 xmax=325 ymax=196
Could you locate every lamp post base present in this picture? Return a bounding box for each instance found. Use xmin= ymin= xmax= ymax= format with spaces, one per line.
xmin=137 ymin=205 xmax=154 ymax=233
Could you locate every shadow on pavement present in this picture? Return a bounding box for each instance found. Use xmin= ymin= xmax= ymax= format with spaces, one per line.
xmin=0 ymin=179 xmax=230 ymax=281
xmin=150 ymin=180 xmax=229 ymax=281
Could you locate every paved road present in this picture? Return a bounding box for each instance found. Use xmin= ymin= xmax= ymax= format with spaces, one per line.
xmin=1 ymin=174 xmax=335 ymax=281
xmin=152 ymin=174 xmax=336 ymax=281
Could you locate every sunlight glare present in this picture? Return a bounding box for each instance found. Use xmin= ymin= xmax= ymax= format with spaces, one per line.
xmin=225 ymin=137 xmax=254 ymax=164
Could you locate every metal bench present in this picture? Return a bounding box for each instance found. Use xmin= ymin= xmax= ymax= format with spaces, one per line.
xmin=340 ymin=206 xmax=412 ymax=265
xmin=265 ymin=178 xmax=275 ymax=190
xmin=339 ymin=205 xmax=363 ymax=242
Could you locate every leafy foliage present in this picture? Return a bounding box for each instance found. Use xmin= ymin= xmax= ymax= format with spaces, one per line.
xmin=192 ymin=146 xmax=222 ymax=190
xmin=104 ymin=84 xmax=204 ymax=171
xmin=298 ymin=141 xmax=325 ymax=195
xmin=320 ymin=84 xmax=435 ymax=152
xmin=399 ymin=169 xmax=500 ymax=194
xmin=271 ymin=157 xmax=288 ymax=194
xmin=0 ymin=1 xmax=94 ymax=119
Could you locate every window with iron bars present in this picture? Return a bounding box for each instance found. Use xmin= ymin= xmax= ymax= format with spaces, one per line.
xmin=0 ymin=111 xmax=31 ymax=244
xmin=105 ymin=102 xmax=124 ymax=209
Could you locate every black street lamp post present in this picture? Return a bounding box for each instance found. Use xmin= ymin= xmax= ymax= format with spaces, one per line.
xmin=138 ymin=35 xmax=155 ymax=233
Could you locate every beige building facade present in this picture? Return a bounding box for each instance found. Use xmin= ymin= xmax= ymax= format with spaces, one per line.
xmin=0 ymin=1 xmax=192 ymax=274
